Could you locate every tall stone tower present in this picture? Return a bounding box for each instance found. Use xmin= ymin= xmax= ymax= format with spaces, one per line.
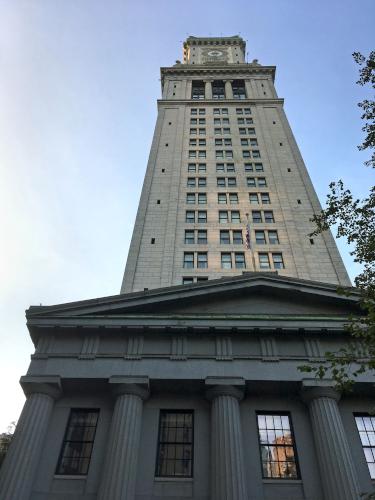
xmin=121 ymin=35 xmax=350 ymax=292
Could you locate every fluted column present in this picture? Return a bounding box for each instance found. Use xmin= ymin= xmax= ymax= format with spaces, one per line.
xmin=204 ymin=80 xmax=212 ymax=99
xmin=225 ymin=80 xmax=233 ymax=99
xmin=98 ymin=376 xmax=149 ymax=500
xmin=0 ymin=376 xmax=61 ymax=500
xmin=301 ymin=380 xmax=361 ymax=500
xmin=206 ymin=378 xmax=247 ymax=500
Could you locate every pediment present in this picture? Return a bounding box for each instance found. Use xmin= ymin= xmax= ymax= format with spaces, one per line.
xmin=27 ymin=274 xmax=360 ymax=320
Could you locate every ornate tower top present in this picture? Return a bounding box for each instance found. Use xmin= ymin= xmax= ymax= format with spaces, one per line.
xmin=183 ymin=36 xmax=246 ymax=65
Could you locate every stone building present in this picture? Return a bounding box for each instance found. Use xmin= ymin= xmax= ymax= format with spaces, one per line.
xmin=0 ymin=36 xmax=373 ymax=500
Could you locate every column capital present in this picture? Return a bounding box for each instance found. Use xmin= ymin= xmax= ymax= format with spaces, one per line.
xmin=205 ymin=377 xmax=245 ymax=401
xmin=109 ymin=375 xmax=150 ymax=400
xmin=300 ymin=379 xmax=341 ymax=404
xmin=20 ymin=375 xmax=62 ymax=400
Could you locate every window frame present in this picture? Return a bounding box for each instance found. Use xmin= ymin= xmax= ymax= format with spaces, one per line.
xmin=256 ymin=411 xmax=301 ymax=480
xmin=55 ymin=408 xmax=99 ymax=476
xmin=155 ymin=410 xmax=194 ymax=478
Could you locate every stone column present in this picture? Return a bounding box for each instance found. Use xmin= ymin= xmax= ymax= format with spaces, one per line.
xmin=244 ymin=80 xmax=253 ymax=99
xmin=225 ymin=80 xmax=233 ymax=99
xmin=301 ymin=380 xmax=361 ymax=500
xmin=206 ymin=378 xmax=247 ymax=500
xmin=0 ymin=376 xmax=61 ymax=500
xmin=98 ymin=376 xmax=149 ymax=500
xmin=204 ymin=80 xmax=212 ymax=99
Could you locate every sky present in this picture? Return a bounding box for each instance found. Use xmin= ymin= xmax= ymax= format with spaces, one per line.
xmin=0 ymin=0 xmax=373 ymax=432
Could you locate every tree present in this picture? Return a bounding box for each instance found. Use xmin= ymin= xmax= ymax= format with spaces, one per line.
xmin=299 ymin=51 xmax=375 ymax=389
xmin=0 ymin=421 xmax=16 ymax=469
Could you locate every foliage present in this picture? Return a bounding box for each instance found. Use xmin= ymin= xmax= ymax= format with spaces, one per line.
xmin=299 ymin=51 xmax=375 ymax=390
xmin=0 ymin=421 xmax=16 ymax=469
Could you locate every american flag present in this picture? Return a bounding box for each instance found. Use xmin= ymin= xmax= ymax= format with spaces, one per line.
xmin=245 ymin=220 xmax=251 ymax=249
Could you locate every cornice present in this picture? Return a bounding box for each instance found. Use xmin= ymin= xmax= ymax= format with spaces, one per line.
xmin=160 ymin=64 xmax=276 ymax=83
xmin=157 ymin=98 xmax=284 ymax=106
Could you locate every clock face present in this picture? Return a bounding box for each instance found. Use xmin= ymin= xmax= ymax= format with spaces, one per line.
xmin=207 ymin=50 xmax=223 ymax=57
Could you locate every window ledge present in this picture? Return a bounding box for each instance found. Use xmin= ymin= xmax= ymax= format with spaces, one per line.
xmin=154 ymin=477 xmax=193 ymax=482
xmin=54 ymin=475 xmax=87 ymax=480
xmin=262 ymin=479 xmax=302 ymax=484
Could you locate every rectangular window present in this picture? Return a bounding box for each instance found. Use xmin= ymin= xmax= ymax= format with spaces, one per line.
xmin=236 ymin=108 xmax=243 ymax=115
xmin=261 ymin=193 xmax=270 ymax=204
xmin=183 ymin=253 xmax=194 ymax=268
xmin=189 ymin=151 xmax=196 ymax=158
xmin=255 ymin=163 xmax=264 ymax=172
xmin=217 ymin=177 xmax=226 ymax=187
xmin=155 ymin=411 xmax=193 ymax=478
xmin=187 ymin=178 xmax=196 ymax=187
xmin=248 ymin=128 xmax=256 ymax=135
xmin=272 ymin=253 xmax=284 ymax=269
xmin=215 ymin=128 xmax=222 ymax=135
xmin=229 ymin=193 xmax=238 ymax=204
xmin=268 ymin=230 xmax=279 ymax=245
xmin=198 ymin=151 xmax=206 ymax=158
xmin=225 ymin=150 xmax=233 ymax=159
xmin=221 ymin=253 xmax=232 ymax=269
xmin=239 ymin=128 xmax=246 ymax=135
xmin=226 ymin=163 xmax=235 ymax=172
xmin=199 ymin=128 xmax=205 ymax=135
xmin=198 ymin=177 xmax=206 ymax=187
xmin=232 ymin=80 xmax=246 ymax=99
xmin=243 ymin=151 xmax=251 ymax=158
xmin=264 ymin=211 xmax=275 ymax=223
xmin=249 ymin=193 xmax=259 ymax=204
xmin=231 ymin=211 xmax=241 ymax=223
xmin=257 ymin=413 xmax=299 ymax=479
xmin=197 ymin=211 xmax=207 ymax=223
xmin=185 ymin=230 xmax=195 ymax=244
xmin=258 ymin=178 xmax=267 ymax=187
xmin=241 ymin=139 xmax=249 ymax=146
xmin=355 ymin=414 xmax=375 ymax=479
xmin=56 ymin=409 xmax=99 ymax=476
xmin=220 ymin=230 xmax=230 ymax=244
xmin=232 ymin=230 xmax=243 ymax=244
xmin=213 ymin=108 xmax=220 ymax=115
xmin=252 ymin=150 xmax=261 ymax=158
xmin=189 ymin=139 xmax=197 ymax=146
xmin=216 ymin=163 xmax=225 ymax=172
xmin=223 ymin=128 xmax=231 ymax=134
xmin=224 ymin=138 xmax=232 ymax=146
xmin=245 ymin=117 xmax=253 ymax=124
xmin=219 ymin=211 xmax=229 ymax=223
xmin=235 ymin=253 xmax=246 ymax=269
xmin=190 ymin=128 xmax=197 ymax=135
xmin=198 ymin=108 xmax=205 ymax=115
xmin=197 ymin=230 xmax=207 ymax=244
xmin=197 ymin=252 xmax=208 ymax=268
xmin=244 ymin=108 xmax=251 ymax=115
xmin=255 ymin=230 xmax=266 ymax=245
xmin=238 ymin=118 xmax=245 ymax=124
xmin=215 ymin=139 xmax=223 ymax=146
xmin=191 ymin=109 xmax=197 ymax=115
xmin=222 ymin=118 xmax=229 ymax=125
xmin=198 ymin=163 xmax=206 ymax=172
xmin=199 ymin=139 xmax=206 ymax=146
xmin=182 ymin=277 xmax=194 ymax=285
xmin=247 ymin=177 xmax=256 ymax=187
xmin=192 ymin=81 xmax=205 ymax=100
xmin=188 ymin=163 xmax=196 ymax=172
xmin=258 ymin=253 xmax=270 ymax=269
xmin=218 ymin=193 xmax=227 ymax=204
xmin=198 ymin=118 xmax=205 ymax=125
xmin=216 ymin=150 xmax=224 ymax=159
xmin=190 ymin=119 xmax=197 ymax=125
xmin=185 ymin=211 xmax=195 ymax=223
xmin=222 ymin=108 xmax=228 ymax=115
xmin=244 ymin=163 xmax=253 ymax=172
xmin=198 ymin=193 xmax=207 ymax=204
xmin=250 ymin=139 xmax=258 ymax=147
xmin=227 ymin=177 xmax=237 ymax=187
xmin=186 ymin=193 xmax=195 ymax=204
xmin=252 ymin=211 xmax=262 ymax=223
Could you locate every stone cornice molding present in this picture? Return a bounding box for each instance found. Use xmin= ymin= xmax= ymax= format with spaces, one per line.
xmin=109 ymin=375 xmax=150 ymax=400
xmin=161 ymin=65 xmax=276 ymax=84
xmin=300 ymin=379 xmax=341 ymax=404
xmin=205 ymin=377 xmax=245 ymax=401
xmin=157 ymin=98 xmax=284 ymax=106
xmin=20 ymin=375 xmax=62 ymax=400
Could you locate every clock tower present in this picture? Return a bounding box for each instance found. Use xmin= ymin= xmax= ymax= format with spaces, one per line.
xmin=183 ymin=36 xmax=245 ymax=64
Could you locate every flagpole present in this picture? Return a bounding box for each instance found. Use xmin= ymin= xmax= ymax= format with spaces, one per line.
xmin=245 ymin=213 xmax=257 ymax=272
